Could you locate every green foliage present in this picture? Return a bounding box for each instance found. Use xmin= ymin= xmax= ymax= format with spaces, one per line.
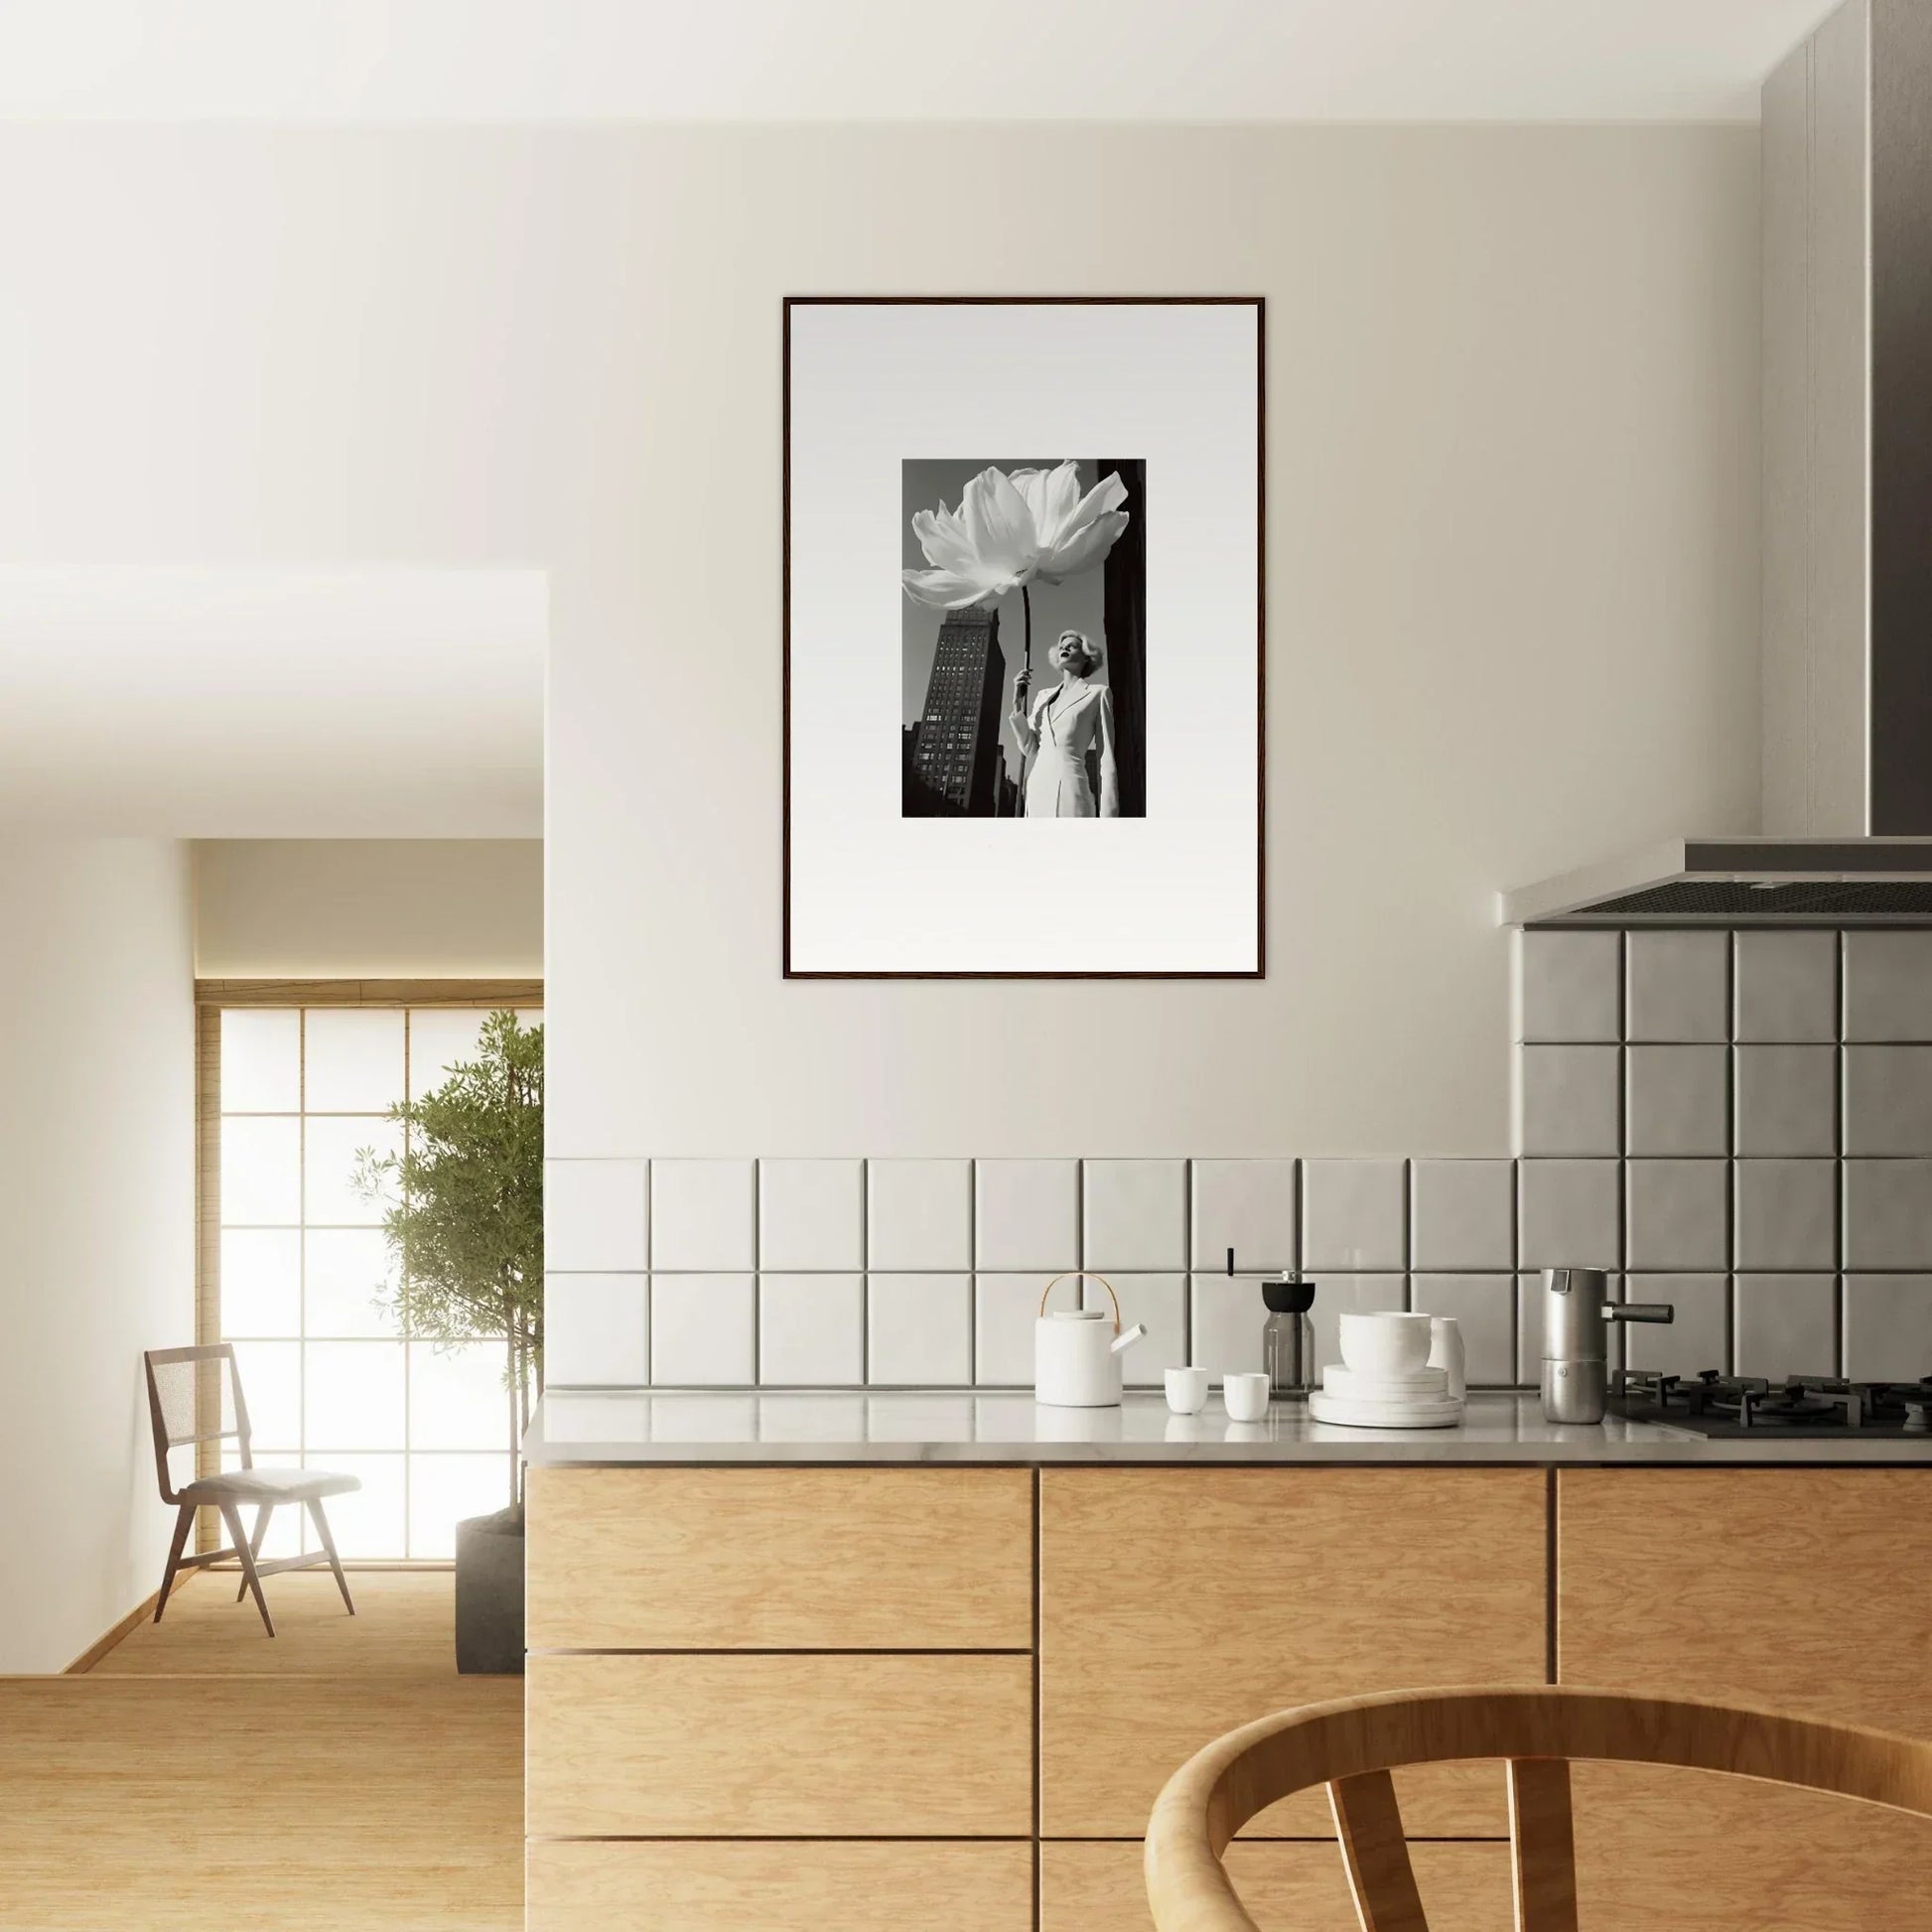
xmin=352 ymin=1010 xmax=544 ymax=1452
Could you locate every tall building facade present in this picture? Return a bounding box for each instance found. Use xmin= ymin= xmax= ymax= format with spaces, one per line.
xmin=906 ymin=603 xmax=1006 ymax=816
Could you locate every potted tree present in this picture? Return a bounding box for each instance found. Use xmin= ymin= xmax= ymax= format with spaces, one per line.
xmin=354 ymin=1010 xmax=543 ymax=1674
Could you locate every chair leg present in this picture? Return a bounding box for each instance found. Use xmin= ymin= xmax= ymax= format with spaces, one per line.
xmin=235 ymin=1502 xmax=273 ymax=1602
xmin=153 ymin=1501 xmax=196 ymax=1623
xmin=307 ymin=1496 xmax=355 ymax=1615
xmin=219 ymin=1501 xmax=275 ymax=1637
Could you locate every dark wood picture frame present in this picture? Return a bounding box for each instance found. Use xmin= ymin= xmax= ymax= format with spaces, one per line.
xmin=781 ymin=295 xmax=1266 ymax=981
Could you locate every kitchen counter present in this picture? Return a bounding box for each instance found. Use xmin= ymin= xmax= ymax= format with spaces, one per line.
xmin=525 ymin=1388 xmax=1932 ymax=1464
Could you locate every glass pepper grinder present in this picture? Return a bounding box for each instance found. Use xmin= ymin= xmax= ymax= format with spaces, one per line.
xmin=1262 ymin=1275 xmax=1317 ymax=1400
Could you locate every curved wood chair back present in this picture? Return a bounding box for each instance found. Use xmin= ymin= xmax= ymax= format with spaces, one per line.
xmin=1144 ymin=1685 xmax=1932 ymax=1932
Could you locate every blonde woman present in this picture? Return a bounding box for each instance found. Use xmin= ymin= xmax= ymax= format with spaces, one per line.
xmin=1011 ymin=629 xmax=1119 ymax=818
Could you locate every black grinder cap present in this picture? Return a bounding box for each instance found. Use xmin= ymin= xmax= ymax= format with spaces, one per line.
xmin=1262 ymin=1275 xmax=1316 ymax=1314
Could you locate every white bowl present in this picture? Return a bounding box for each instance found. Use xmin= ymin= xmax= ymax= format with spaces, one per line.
xmin=1337 ymin=1311 xmax=1435 ymax=1379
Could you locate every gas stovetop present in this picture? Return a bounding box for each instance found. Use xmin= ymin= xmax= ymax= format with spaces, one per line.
xmin=1609 ymin=1370 xmax=1932 ymax=1439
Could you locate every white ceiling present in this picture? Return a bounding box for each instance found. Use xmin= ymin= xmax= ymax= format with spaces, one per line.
xmin=0 ymin=568 xmax=545 ymax=837
xmin=0 ymin=0 xmax=1838 ymax=123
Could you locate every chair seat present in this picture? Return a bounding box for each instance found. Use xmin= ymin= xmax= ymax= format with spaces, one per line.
xmin=180 ymin=1467 xmax=362 ymax=1505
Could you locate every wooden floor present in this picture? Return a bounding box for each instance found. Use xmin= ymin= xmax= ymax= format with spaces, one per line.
xmin=0 ymin=1571 xmax=523 ymax=1931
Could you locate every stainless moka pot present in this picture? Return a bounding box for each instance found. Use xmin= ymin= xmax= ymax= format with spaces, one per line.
xmin=1541 ymin=1267 xmax=1674 ymax=1424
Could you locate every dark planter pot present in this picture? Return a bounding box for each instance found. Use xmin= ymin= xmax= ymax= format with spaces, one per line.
xmin=455 ymin=1504 xmax=525 ymax=1675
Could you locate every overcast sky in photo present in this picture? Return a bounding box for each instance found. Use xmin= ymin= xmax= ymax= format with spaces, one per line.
xmin=900 ymin=458 xmax=1115 ymax=731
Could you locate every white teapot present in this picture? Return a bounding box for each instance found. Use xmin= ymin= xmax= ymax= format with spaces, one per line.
xmin=1035 ymin=1272 xmax=1147 ymax=1408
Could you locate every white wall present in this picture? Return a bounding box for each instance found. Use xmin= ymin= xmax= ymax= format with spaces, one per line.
xmin=0 ymin=840 xmax=194 ymax=1672
xmin=195 ymin=839 xmax=544 ymax=977
xmin=0 ymin=124 xmax=1760 ymax=1160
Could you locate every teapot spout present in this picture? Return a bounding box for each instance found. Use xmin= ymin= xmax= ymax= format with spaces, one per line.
xmin=1110 ymin=1322 xmax=1149 ymax=1355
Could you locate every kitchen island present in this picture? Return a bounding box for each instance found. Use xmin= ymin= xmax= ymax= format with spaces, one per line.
xmin=523 ymin=1391 xmax=1932 ymax=1932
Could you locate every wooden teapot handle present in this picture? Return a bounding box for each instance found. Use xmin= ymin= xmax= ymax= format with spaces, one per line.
xmin=1037 ymin=1270 xmax=1123 ymax=1334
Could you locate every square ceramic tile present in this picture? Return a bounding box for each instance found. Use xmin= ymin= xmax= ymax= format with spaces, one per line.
xmin=974 ymin=1274 xmax=1047 ymax=1385
xmin=758 ymin=1273 xmax=864 ymax=1385
xmin=543 ymin=1274 xmax=648 ymax=1386
xmin=1189 ymin=1273 xmax=1265 ymax=1375
xmin=1734 ymin=930 xmax=1838 ymax=1042
xmin=1733 ymin=1160 xmax=1839 ymax=1271
xmin=1844 ymin=1275 xmax=1932 ymax=1381
xmin=1734 ymin=1274 xmax=1838 ymax=1380
xmin=1309 ymin=1275 xmax=1408 ymax=1375
xmin=1083 ymin=1160 xmax=1186 ymax=1271
xmin=758 ymin=1160 xmax=864 ymax=1271
xmin=1410 ymin=1160 xmax=1515 ymax=1270
xmin=1621 ymin=1274 xmax=1728 ymax=1377
xmin=1844 ymin=1160 xmax=1932 ymax=1270
xmin=867 ymin=1274 xmax=971 ymax=1386
xmin=1516 ymin=1046 xmax=1621 ymax=1157
xmin=544 ymin=1159 xmax=648 ymax=1273
xmin=1734 ymin=1045 xmax=1837 ymax=1157
xmin=1626 ymin=930 xmax=1729 ymax=1042
xmin=1516 ymin=929 xmax=1621 ymax=1042
xmin=866 ymin=1159 xmax=972 ymax=1271
xmin=1082 ymin=1272 xmax=1185 ymax=1387
xmin=1843 ymin=931 xmax=1932 ymax=1041
xmin=1301 ymin=1160 xmax=1407 ymax=1270
xmin=1518 ymin=1161 xmax=1620 ymax=1270
xmin=649 ymin=1275 xmax=755 ymax=1386
xmin=1625 ymin=1161 xmax=1728 ymax=1271
xmin=650 ymin=1160 xmax=757 ymax=1272
xmin=1624 ymin=1046 xmax=1728 ymax=1157
xmin=1844 ymin=1046 xmax=1932 ymax=1156
xmin=1411 ymin=1275 xmax=1514 ymax=1386
xmin=1516 ymin=1274 xmax=1625 ymax=1383
xmin=1189 ymin=1160 xmax=1296 ymax=1272
xmin=974 ymin=1160 xmax=1079 ymax=1273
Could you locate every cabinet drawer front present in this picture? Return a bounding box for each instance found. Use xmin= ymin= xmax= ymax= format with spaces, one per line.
xmin=1039 ymin=1468 xmax=1546 ymax=1837
xmin=528 ymin=1841 xmax=1032 ymax=1932
xmin=526 ymin=1654 xmax=1033 ymax=1837
xmin=526 ymin=1466 xmax=1033 ymax=1650
xmin=1041 ymin=1840 xmax=1512 ymax=1932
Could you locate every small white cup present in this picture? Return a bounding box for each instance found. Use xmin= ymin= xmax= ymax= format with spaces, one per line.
xmin=1165 ymin=1366 xmax=1210 ymax=1415
xmin=1222 ymin=1371 xmax=1271 ymax=1423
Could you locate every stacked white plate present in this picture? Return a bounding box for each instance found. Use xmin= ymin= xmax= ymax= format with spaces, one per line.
xmin=1307 ymin=1311 xmax=1466 ymax=1429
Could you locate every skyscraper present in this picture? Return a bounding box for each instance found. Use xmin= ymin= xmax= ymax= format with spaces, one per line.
xmin=905 ymin=603 xmax=1005 ymax=816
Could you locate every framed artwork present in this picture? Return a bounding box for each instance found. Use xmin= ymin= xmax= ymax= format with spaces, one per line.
xmin=783 ymin=296 xmax=1264 ymax=978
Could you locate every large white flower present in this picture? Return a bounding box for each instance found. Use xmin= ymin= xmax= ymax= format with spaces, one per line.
xmin=902 ymin=461 xmax=1130 ymax=609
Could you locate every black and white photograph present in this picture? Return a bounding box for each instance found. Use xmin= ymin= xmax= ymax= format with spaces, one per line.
xmin=785 ymin=297 xmax=1262 ymax=977
xmin=900 ymin=458 xmax=1147 ymax=820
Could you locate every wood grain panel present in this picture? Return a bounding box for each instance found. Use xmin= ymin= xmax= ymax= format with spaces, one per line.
xmin=1041 ymin=1840 xmax=1512 ymax=1932
xmin=525 ymin=1653 xmax=1033 ymax=1837
xmin=1559 ymin=1469 xmax=1932 ymax=1931
xmin=197 ymin=977 xmax=543 ymax=1006
xmin=527 ymin=1841 xmax=1032 ymax=1932
xmin=1039 ymin=1468 xmax=1545 ymax=1837
xmin=526 ymin=1465 xmax=1032 ymax=1650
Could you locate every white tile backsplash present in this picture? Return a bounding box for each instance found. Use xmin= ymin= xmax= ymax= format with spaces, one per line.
xmin=1734 ymin=1274 xmax=1838 ymax=1381
xmin=975 ymin=1160 xmax=1079 ymax=1273
xmin=1411 ymin=1274 xmax=1515 ymax=1387
xmin=1189 ymin=1273 xmax=1264 ymax=1375
xmin=758 ymin=1273 xmax=864 ymax=1385
xmin=1626 ymin=929 xmax=1729 ymax=1042
xmin=1844 ymin=1275 xmax=1932 ymax=1380
xmin=1082 ymin=1160 xmax=1186 ymax=1272
xmin=973 ymin=1273 xmax=1046 ymax=1385
xmin=1843 ymin=931 xmax=1932 ymax=1041
xmin=866 ymin=1159 xmax=972 ymax=1271
xmin=867 ymin=1274 xmax=971 ymax=1386
xmin=758 ymin=1159 xmax=866 ymax=1271
xmin=1733 ymin=929 xmax=1839 ymax=1042
xmin=649 ymin=1275 xmax=755 ymax=1385
xmin=1081 ymin=1271 xmax=1186 ymax=1386
xmin=544 ymin=1273 xmax=648 ymax=1386
xmin=1518 ymin=1160 xmax=1620 ymax=1270
xmin=1516 ymin=929 xmax=1621 ymax=1042
xmin=1301 ymin=1160 xmax=1407 ymax=1271
xmin=650 ymin=1160 xmax=757 ymax=1271
xmin=544 ymin=1159 xmax=648 ymax=1273
xmin=1189 ymin=1159 xmax=1296 ymax=1272
xmin=1843 ymin=1046 xmax=1932 ymax=1157
xmin=1516 ymin=1046 xmax=1622 ymax=1157
xmin=1410 ymin=1160 xmax=1514 ymax=1271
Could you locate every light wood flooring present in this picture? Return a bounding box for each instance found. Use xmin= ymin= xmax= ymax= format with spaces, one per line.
xmin=1 ymin=1571 xmax=522 ymax=1931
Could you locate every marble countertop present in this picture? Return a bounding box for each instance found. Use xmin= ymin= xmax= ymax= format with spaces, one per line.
xmin=524 ymin=1389 xmax=1932 ymax=1465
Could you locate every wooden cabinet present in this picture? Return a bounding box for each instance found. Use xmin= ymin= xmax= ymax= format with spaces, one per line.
xmin=1038 ymin=1468 xmax=1547 ymax=1838
xmin=1558 ymin=1469 xmax=1932 ymax=1930
xmin=528 ymin=1842 xmax=1034 ymax=1932
xmin=1041 ymin=1841 xmax=1513 ymax=1932
xmin=526 ymin=1466 xmax=1033 ymax=1650
xmin=526 ymin=1653 xmax=1033 ymax=1837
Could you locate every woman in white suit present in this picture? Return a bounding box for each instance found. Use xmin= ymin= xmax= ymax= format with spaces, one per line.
xmin=1010 ymin=630 xmax=1120 ymax=818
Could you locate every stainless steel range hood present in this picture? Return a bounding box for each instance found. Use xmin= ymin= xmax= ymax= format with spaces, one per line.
xmin=1502 ymin=0 xmax=1932 ymax=928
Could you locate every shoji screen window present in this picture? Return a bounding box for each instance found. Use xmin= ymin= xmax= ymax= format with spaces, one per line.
xmin=215 ymin=1003 xmax=534 ymax=1560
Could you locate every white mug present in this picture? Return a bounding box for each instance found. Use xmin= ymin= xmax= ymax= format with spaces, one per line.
xmin=1165 ymin=1366 xmax=1210 ymax=1415
xmin=1427 ymin=1315 xmax=1467 ymax=1400
xmin=1222 ymin=1371 xmax=1271 ymax=1423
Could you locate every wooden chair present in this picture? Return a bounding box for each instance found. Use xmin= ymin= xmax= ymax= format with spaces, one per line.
xmin=144 ymin=1344 xmax=361 ymax=1638
xmin=1144 ymin=1684 xmax=1932 ymax=1932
